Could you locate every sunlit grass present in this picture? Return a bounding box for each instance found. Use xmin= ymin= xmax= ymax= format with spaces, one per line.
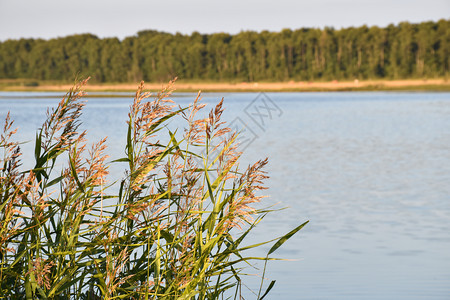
xmin=0 ymin=78 xmax=307 ymax=299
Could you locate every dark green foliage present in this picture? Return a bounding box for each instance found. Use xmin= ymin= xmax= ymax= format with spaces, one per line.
xmin=0 ymin=20 xmax=448 ymax=82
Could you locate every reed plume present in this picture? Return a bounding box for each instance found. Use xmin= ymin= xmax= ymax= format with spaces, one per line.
xmin=0 ymin=78 xmax=307 ymax=299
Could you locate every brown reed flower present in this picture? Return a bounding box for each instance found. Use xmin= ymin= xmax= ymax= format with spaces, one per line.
xmin=216 ymin=131 xmax=241 ymax=181
xmin=1 ymin=113 xmax=21 ymax=178
xmin=23 ymin=170 xmax=50 ymax=222
xmin=130 ymin=148 xmax=163 ymax=191
xmin=126 ymin=193 xmax=159 ymax=221
xmin=205 ymin=98 xmax=230 ymax=141
xmin=223 ymin=158 xmax=269 ymax=230
xmin=179 ymin=156 xmax=203 ymax=208
xmin=183 ymin=91 xmax=207 ymax=145
xmin=127 ymin=80 xmax=177 ymax=194
xmin=41 ymin=78 xmax=89 ymax=152
xmin=1 ymin=112 xmax=18 ymax=148
xmin=86 ymin=137 xmax=109 ymax=187
xmin=61 ymin=141 xmax=87 ymax=196
xmin=102 ymin=246 xmax=133 ymax=299
xmin=28 ymin=258 xmax=55 ymax=290
xmin=128 ymin=80 xmax=175 ymax=146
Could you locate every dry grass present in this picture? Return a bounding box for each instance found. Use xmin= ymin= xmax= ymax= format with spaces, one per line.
xmin=1 ymin=78 xmax=450 ymax=92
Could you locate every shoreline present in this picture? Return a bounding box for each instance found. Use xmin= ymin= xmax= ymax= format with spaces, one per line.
xmin=1 ymin=79 xmax=449 ymax=93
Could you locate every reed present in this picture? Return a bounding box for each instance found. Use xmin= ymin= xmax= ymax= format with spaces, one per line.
xmin=0 ymin=79 xmax=308 ymax=299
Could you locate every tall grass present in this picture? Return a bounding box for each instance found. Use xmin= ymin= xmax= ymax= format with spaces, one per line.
xmin=0 ymin=79 xmax=308 ymax=299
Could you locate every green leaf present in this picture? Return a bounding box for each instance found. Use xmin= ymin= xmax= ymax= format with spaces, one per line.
xmin=69 ymin=151 xmax=84 ymax=193
xmin=268 ymin=220 xmax=309 ymax=256
xmin=259 ymin=280 xmax=276 ymax=300
xmin=34 ymin=132 xmax=42 ymax=161
xmin=111 ymin=157 xmax=130 ymax=163
xmin=45 ymin=175 xmax=64 ymax=188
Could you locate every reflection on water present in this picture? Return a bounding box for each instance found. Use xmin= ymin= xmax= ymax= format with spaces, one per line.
xmin=1 ymin=91 xmax=450 ymax=299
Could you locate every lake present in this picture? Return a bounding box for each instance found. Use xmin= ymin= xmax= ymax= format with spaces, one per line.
xmin=1 ymin=91 xmax=449 ymax=299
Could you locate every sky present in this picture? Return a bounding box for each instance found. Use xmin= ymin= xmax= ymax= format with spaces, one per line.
xmin=0 ymin=0 xmax=449 ymax=41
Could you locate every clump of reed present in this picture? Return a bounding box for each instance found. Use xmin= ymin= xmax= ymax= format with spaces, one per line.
xmin=0 ymin=79 xmax=308 ymax=299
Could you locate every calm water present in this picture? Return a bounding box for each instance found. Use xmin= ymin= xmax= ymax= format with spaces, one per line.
xmin=1 ymin=91 xmax=450 ymax=299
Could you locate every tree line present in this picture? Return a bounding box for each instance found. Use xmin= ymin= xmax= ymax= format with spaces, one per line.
xmin=0 ymin=20 xmax=448 ymax=82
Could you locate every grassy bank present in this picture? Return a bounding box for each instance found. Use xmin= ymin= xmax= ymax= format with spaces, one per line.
xmin=1 ymin=78 xmax=449 ymax=93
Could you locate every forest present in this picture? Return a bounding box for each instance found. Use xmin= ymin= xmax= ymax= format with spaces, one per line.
xmin=0 ymin=20 xmax=448 ymax=83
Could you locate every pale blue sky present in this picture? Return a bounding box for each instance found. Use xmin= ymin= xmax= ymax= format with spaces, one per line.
xmin=0 ymin=0 xmax=449 ymax=41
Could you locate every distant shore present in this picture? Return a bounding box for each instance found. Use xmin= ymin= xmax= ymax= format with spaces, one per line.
xmin=1 ymin=78 xmax=449 ymax=93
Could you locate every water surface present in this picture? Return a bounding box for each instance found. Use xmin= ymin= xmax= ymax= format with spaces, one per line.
xmin=1 ymin=91 xmax=449 ymax=299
